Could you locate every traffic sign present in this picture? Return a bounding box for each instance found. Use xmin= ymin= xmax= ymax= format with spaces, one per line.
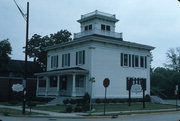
xmin=103 ymin=78 xmax=110 ymax=88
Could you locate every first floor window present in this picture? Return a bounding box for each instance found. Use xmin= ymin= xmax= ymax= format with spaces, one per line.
xmin=76 ymin=50 xmax=85 ymax=65
xmin=51 ymin=55 xmax=58 ymax=68
xmin=75 ymin=75 xmax=85 ymax=88
xmin=39 ymin=80 xmax=46 ymax=87
xmin=60 ymin=76 xmax=67 ymax=90
xmin=49 ymin=76 xmax=57 ymax=87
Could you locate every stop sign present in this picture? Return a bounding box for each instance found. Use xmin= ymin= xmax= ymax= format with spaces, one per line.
xmin=103 ymin=78 xmax=110 ymax=88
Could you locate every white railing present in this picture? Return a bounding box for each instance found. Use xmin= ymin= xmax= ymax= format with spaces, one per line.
xmin=74 ymin=29 xmax=122 ymax=39
xmin=81 ymin=10 xmax=115 ymax=19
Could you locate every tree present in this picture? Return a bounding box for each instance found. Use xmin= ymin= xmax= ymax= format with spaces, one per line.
xmin=151 ymin=67 xmax=180 ymax=98
xmin=27 ymin=30 xmax=72 ymax=70
xmin=165 ymin=48 xmax=180 ymax=72
xmin=0 ymin=39 xmax=12 ymax=68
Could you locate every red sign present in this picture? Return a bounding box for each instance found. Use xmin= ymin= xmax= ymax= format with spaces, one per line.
xmin=103 ymin=78 xmax=110 ymax=88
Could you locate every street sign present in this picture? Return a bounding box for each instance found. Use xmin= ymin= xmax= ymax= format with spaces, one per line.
xmin=176 ymin=85 xmax=178 ymax=91
xmin=12 ymin=84 xmax=24 ymax=92
xmin=103 ymin=78 xmax=110 ymax=88
xmin=131 ymin=84 xmax=142 ymax=93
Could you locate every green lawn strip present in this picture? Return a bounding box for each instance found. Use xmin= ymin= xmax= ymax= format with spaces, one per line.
xmin=0 ymin=108 xmax=42 ymax=116
xmin=93 ymin=103 xmax=176 ymax=112
xmin=33 ymin=103 xmax=176 ymax=113
xmin=34 ymin=105 xmax=66 ymax=113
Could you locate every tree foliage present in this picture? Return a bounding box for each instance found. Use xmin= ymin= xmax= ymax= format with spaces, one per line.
xmin=165 ymin=47 xmax=180 ymax=72
xmin=27 ymin=30 xmax=72 ymax=70
xmin=0 ymin=39 xmax=12 ymax=68
xmin=151 ymin=67 xmax=180 ymax=98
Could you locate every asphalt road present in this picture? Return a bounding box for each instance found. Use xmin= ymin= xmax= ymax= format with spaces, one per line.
xmin=0 ymin=111 xmax=180 ymax=121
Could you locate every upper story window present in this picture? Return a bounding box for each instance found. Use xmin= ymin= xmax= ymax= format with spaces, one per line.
xmin=121 ymin=53 xmax=147 ymax=69
xmin=62 ymin=53 xmax=70 ymax=67
xmin=101 ymin=24 xmax=111 ymax=31
xmin=135 ymin=55 xmax=139 ymax=67
xmin=84 ymin=25 xmax=92 ymax=31
xmin=76 ymin=50 xmax=85 ymax=65
xmin=51 ymin=55 xmax=58 ymax=68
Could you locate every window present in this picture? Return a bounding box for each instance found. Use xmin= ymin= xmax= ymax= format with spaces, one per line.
xmin=101 ymin=24 xmax=111 ymax=31
xmin=121 ymin=53 xmax=146 ymax=69
xmin=75 ymin=75 xmax=85 ymax=88
xmin=89 ymin=25 xmax=92 ymax=30
xmin=49 ymin=76 xmax=57 ymax=87
xmin=84 ymin=24 xmax=92 ymax=31
xmin=51 ymin=55 xmax=58 ymax=68
xmin=135 ymin=55 xmax=139 ymax=67
xmin=106 ymin=25 xmax=111 ymax=31
xmin=39 ymin=80 xmax=46 ymax=87
xmin=62 ymin=53 xmax=70 ymax=67
xmin=124 ymin=54 xmax=128 ymax=66
xmin=60 ymin=76 xmax=67 ymax=90
xmin=140 ymin=56 xmax=144 ymax=68
xmin=101 ymin=24 xmax=106 ymax=30
xmin=76 ymin=50 xmax=85 ymax=65
xmin=85 ymin=26 xmax=88 ymax=31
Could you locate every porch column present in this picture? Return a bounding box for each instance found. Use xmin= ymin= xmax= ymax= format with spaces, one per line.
xmin=36 ymin=77 xmax=39 ymax=95
xmin=72 ymin=73 xmax=76 ymax=96
xmin=57 ymin=76 xmax=60 ymax=96
xmin=45 ymin=77 xmax=49 ymax=96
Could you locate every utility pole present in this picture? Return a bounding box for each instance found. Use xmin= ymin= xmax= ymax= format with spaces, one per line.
xmin=22 ymin=2 xmax=29 ymax=114
xmin=13 ymin=0 xmax=29 ymax=114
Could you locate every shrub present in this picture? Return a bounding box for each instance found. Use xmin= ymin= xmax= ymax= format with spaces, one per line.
xmin=66 ymin=105 xmax=73 ymax=113
xmin=63 ymin=99 xmax=69 ymax=105
xmin=69 ymin=99 xmax=76 ymax=105
xmin=74 ymin=106 xmax=82 ymax=112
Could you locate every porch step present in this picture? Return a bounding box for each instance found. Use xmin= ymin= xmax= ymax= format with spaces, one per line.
xmin=46 ymin=96 xmax=81 ymax=105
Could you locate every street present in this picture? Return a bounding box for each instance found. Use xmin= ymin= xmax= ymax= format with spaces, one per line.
xmin=0 ymin=111 xmax=180 ymax=121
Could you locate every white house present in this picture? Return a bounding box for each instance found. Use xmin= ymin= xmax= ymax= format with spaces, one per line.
xmin=35 ymin=10 xmax=154 ymax=99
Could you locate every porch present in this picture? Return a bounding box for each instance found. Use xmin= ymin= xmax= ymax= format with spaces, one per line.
xmin=35 ymin=67 xmax=89 ymax=97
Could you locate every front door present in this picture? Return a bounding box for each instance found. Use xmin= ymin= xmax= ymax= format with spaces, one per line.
xmin=60 ymin=75 xmax=67 ymax=96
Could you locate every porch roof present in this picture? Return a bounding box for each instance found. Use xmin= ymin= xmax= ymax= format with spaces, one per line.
xmin=34 ymin=67 xmax=89 ymax=77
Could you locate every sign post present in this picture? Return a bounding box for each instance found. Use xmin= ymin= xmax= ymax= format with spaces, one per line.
xmin=103 ymin=78 xmax=110 ymax=115
xmin=175 ymin=85 xmax=178 ymax=110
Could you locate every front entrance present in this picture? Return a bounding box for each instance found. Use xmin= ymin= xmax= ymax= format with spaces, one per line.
xmin=60 ymin=75 xmax=68 ymax=96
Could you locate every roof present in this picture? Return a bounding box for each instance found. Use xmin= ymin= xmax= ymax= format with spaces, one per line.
xmin=77 ymin=10 xmax=119 ymax=23
xmin=0 ymin=60 xmax=42 ymax=77
xmin=44 ymin=34 xmax=155 ymax=51
xmin=35 ymin=67 xmax=89 ymax=76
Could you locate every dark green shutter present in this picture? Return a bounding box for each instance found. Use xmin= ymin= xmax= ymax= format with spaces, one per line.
xmin=76 ymin=52 xmax=78 ymax=65
xmin=62 ymin=55 xmax=64 ymax=67
xmin=83 ymin=50 xmax=85 ymax=64
xmin=68 ymin=53 xmax=70 ymax=66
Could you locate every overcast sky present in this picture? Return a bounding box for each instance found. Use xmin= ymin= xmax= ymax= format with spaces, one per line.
xmin=1 ymin=0 xmax=180 ymax=68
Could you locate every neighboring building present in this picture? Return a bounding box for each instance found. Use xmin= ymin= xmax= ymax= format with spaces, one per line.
xmin=0 ymin=60 xmax=42 ymax=101
xmin=35 ymin=10 xmax=154 ymax=99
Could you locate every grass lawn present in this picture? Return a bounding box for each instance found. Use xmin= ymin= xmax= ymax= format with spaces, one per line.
xmin=0 ymin=108 xmax=40 ymax=116
xmin=34 ymin=103 xmax=177 ymax=113
xmin=93 ymin=103 xmax=176 ymax=112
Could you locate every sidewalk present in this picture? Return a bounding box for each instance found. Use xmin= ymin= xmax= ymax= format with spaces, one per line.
xmin=0 ymin=104 xmax=179 ymax=118
xmin=0 ymin=105 xmax=83 ymax=118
